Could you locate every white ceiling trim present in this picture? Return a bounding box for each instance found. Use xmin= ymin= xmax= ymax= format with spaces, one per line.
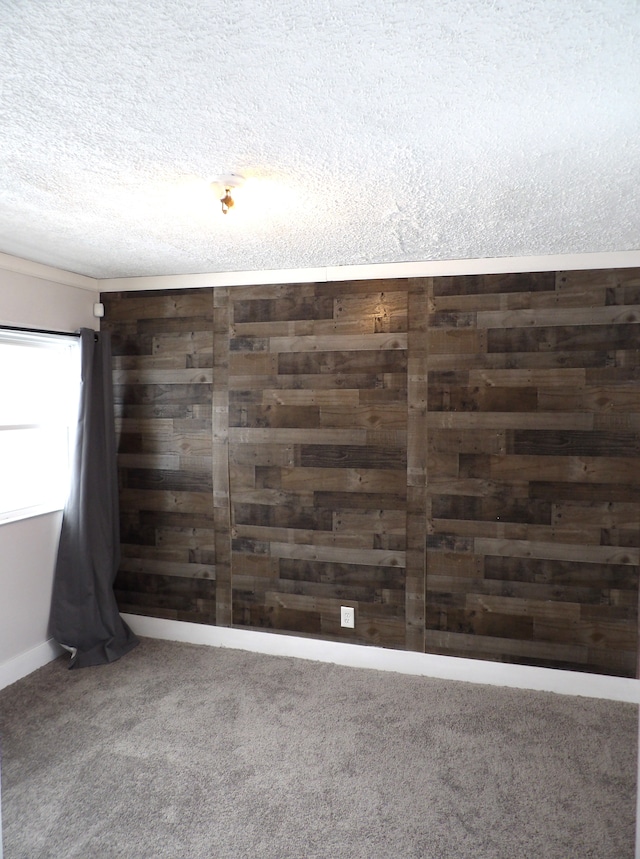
xmin=3 ymin=250 xmax=640 ymax=295
xmin=99 ymin=250 xmax=640 ymax=293
xmin=0 ymin=251 xmax=100 ymax=292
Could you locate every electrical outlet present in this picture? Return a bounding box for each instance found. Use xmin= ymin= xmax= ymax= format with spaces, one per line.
xmin=341 ymin=606 xmax=355 ymax=628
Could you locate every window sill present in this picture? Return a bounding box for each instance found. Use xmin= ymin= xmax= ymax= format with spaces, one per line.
xmin=0 ymin=504 xmax=64 ymax=527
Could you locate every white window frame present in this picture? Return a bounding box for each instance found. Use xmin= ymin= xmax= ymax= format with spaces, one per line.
xmin=0 ymin=327 xmax=81 ymax=525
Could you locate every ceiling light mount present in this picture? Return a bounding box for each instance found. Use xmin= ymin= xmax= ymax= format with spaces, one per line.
xmin=214 ymin=173 xmax=245 ymax=215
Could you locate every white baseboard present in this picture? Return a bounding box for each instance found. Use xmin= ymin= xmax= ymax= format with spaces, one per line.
xmin=122 ymin=614 xmax=640 ymax=704
xmin=0 ymin=639 xmax=64 ymax=691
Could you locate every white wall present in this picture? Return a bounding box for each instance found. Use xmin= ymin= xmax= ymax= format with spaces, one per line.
xmin=0 ymin=266 xmax=97 ymax=333
xmin=0 ymin=263 xmax=98 ymax=687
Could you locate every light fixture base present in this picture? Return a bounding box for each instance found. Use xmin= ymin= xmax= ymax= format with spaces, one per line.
xmin=214 ymin=173 xmax=245 ymax=190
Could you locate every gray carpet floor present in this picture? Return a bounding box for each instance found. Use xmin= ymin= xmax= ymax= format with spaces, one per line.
xmin=0 ymin=637 xmax=636 ymax=858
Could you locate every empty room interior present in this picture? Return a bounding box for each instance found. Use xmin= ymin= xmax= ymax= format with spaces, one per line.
xmin=1 ymin=1 xmax=639 ymax=857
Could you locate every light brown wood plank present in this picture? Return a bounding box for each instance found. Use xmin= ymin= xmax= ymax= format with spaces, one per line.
xmin=280 ymin=466 xmax=406 ymax=494
xmin=268 ymin=333 xmax=408 ymax=353
xmin=473 ymin=537 xmax=640 ymax=566
xmin=229 ymin=428 xmax=369 ymax=445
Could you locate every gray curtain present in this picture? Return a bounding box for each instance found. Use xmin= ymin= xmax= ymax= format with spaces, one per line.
xmin=50 ymin=329 xmax=138 ymax=668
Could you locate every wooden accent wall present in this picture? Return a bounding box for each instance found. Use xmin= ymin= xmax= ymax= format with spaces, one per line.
xmin=425 ymin=269 xmax=640 ymax=676
xmin=103 ymin=289 xmax=217 ymax=623
xmin=101 ymin=267 xmax=640 ymax=677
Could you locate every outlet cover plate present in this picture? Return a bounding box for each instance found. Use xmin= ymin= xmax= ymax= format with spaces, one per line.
xmin=341 ymin=606 xmax=355 ymax=628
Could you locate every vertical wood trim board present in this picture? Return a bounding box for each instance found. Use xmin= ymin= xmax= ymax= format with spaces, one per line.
xmin=213 ymin=288 xmax=232 ymax=626
xmin=405 ymin=278 xmax=429 ymax=651
xmin=102 ymin=267 xmax=640 ymax=677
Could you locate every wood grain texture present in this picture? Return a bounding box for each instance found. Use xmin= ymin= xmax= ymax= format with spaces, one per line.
xmin=103 ymin=267 xmax=640 ymax=676
xmin=227 ymin=280 xmax=409 ymax=647
xmin=425 ymin=269 xmax=640 ymax=676
xmin=102 ymin=288 xmax=216 ymax=625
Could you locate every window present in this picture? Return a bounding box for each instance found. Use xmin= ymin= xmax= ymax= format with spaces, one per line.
xmin=0 ymin=329 xmax=81 ymax=523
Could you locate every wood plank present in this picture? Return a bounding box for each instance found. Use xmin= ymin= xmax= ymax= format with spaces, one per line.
xmin=428 ymin=349 xmax=617 ymax=371
xmin=432 ymin=494 xmax=552 ymax=525
xmin=277 ymin=349 xmax=408 ymax=375
xmin=233 ymin=524 xmax=380 ymax=549
xmin=229 ymin=282 xmax=317 ymax=302
xmin=268 ymin=541 xmax=406 ymax=568
xmin=121 ymin=468 xmax=213 ymax=492
xmin=231 ymin=293 xmax=333 ymax=322
xmin=113 ymin=383 xmax=212 ymax=406
xmin=103 ymin=289 xmax=214 ymax=322
xmin=298 ymin=444 xmax=406 ymax=470
xmin=332 ymin=510 xmax=406 ymax=534
xmin=212 ymin=288 xmax=232 ymax=625
xmin=427 ymin=329 xmax=487 ymax=354
xmin=230 ymin=372 xmax=406 ymax=391
xmin=460 ymin=453 xmax=640 ymax=485
xmin=318 ymin=405 xmax=407 ymax=430
xmin=430 ymin=519 xmax=595 ymax=544
xmin=231 ymin=487 xmax=315 ymax=507
xmin=113 ymin=368 xmax=213 ymax=385
xmin=557 ymin=268 xmax=640 ymax=292
xmin=233 ymin=318 xmax=376 ymax=337
xmin=269 ymin=333 xmax=407 ymax=354
xmin=473 ymin=537 xmax=640 ymax=566
xmin=281 ymin=466 xmax=406 ymax=494
xmin=432 ymin=271 xmax=556 ymax=297
xmin=551 ymin=502 xmax=640 ymax=529
xmin=512 ymin=430 xmax=640 ymax=458
xmin=278 ymin=557 xmax=405 ymax=588
xmin=476 ymin=304 xmax=640 ymax=329
xmin=538 ymin=386 xmax=640 ymax=413
xmin=467 ymin=368 xmax=586 ymax=387
xmin=427 ymin=412 xmax=594 ymax=430
xmin=119 ymin=556 xmax=216 ymax=580
xmin=488 ymin=323 xmax=639 ymax=354
xmin=313 ymin=491 xmax=407 ymax=510
xmin=229 ymin=427 xmax=369 ymax=445
xmin=316 ymin=278 xmax=410 ymax=297
xmin=234 ymin=502 xmax=333 ymax=532
xmin=430 ymin=430 xmax=506 ymax=455
xmin=229 ymin=404 xmax=320 ymax=428
xmin=229 ymin=443 xmax=295 ymax=467
xmin=228 ymin=352 xmax=279 ymax=375
xmin=405 ymin=277 xmax=428 ymax=651
xmin=429 ymin=384 xmax=538 ymax=412
xmin=260 ymin=389 xmax=360 ymax=406
xmin=120 ymin=489 xmax=213 ymax=514
xmin=334 ymin=290 xmax=407 ymax=319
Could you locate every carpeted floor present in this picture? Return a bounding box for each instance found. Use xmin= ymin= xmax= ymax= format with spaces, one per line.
xmin=0 ymin=637 xmax=636 ymax=858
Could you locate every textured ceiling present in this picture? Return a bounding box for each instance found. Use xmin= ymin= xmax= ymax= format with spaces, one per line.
xmin=1 ymin=0 xmax=639 ymax=279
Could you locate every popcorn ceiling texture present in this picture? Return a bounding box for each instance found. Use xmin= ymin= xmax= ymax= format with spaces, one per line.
xmin=0 ymin=0 xmax=639 ymax=278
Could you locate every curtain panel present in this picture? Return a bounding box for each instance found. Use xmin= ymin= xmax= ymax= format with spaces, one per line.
xmin=50 ymin=328 xmax=138 ymax=668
